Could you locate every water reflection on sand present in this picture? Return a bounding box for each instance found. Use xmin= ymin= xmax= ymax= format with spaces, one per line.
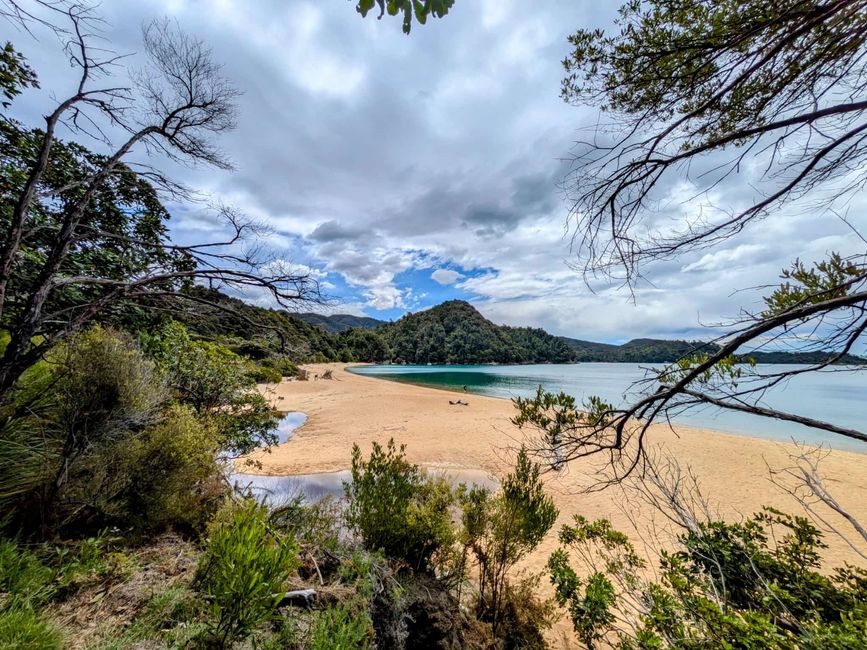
xmin=233 ymin=410 xmax=497 ymax=505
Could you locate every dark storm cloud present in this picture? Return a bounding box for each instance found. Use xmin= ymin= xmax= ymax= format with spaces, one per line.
xmin=309 ymin=220 xmax=369 ymax=243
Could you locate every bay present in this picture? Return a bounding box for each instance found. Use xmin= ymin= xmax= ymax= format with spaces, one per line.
xmin=350 ymin=363 xmax=867 ymax=453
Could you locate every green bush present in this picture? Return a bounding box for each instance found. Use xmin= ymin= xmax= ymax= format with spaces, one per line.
xmin=549 ymin=508 xmax=867 ymax=649
xmin=309 ymin=600 xmax=374 ymax=650
xmin=272 ymin=357 xmax=299 ymax=377
xmin=496 ymin=574 xmax=557 ymax=650
xmin=258 ymin=355 xmax=299 ymax=378
xmin=0 ymin=609 xmax=62 ymax=650
xmin=460 ymin=449 xmax=558 ymax=634
xmin=196 ymin=499 xmax=299 ymax=647
xmin=58 ymin=404 xmax=224 ymax=533
xmin=119 ymin=405 xmax=224 ymax=531
xmin=0 ymin=540 xmax=55 ymax=611
xmin=52 ymin=326 xmax=168 ymax=445
xmin=345 ymin=439 xmax=457 ymax=573
xmin=247 ymin=364 xmax=283 ymax=384
xmin=1 ymin=326 xmax=167 ymax=531
xmin=143 ymin=322 xmax=279 ymax=455
xmin=0 ymin=354 xmax=58 ymax=518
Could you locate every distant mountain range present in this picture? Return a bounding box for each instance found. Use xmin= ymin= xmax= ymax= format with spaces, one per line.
xmin=295 ymin=312 xmax=383 ymax=333
xmin=296 ymin=300 xmax=866 ymax=365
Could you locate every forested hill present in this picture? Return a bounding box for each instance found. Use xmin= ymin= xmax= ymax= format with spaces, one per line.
xmin=151 ymin=287 xmax=340 ymax=361
xmin=561 ymin=335 xmax=867 ymax=364
xmin=377 ymin=300 xmax=574 ymax=364
xmin=561 ymin=336 xmax=719 ymax=363
xmin=168 ymin=292 xmax=865 ymax=366
xmin=295 ymin=312 xmax=384 ymax=333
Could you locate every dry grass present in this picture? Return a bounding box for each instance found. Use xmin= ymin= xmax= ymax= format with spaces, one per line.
xmin=46 ymin=534 xmax=199 ymax=649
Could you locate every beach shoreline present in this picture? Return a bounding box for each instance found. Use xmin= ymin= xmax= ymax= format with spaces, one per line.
xmin=243 ymin=362 xmax=867 ymax=646
xmin=345 ymin=361 xmax=867 ymax=454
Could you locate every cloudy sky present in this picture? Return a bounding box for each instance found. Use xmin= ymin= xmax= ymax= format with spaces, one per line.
xmin=6 ymin=0 xmax=865 ymax=344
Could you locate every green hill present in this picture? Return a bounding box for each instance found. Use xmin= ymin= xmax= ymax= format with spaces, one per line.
xmin=561 ymin=337 xmax=720 ymax=362
xmin=140 ymin=292 xmax=865 ymax=367
xmin=156 ymin=287 xmax=340 ymax=361
xmin=560 ymin=335 xmax=865 ymax=364
xmin=296 ymin=312 xmax=384 ymax=333
xmin=377 ymin=300 xmax=573 ymax=364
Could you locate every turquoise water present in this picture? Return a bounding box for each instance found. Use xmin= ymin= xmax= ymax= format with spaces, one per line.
xmin=350 ymin=364 xmax=867 ymax=453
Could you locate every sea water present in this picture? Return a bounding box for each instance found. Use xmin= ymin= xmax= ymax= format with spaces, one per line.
xmin=350 ymin=363 xmax=867 ymax=453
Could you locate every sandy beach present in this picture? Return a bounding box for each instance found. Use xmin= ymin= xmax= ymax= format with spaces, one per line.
xmin=244 ymin=363 xmax=867 ymax=645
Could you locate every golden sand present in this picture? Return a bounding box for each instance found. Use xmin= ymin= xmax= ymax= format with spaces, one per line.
xmin=243 ymin=363 xmax=867 ymax=646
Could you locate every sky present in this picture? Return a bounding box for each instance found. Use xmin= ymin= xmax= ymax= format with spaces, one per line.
xmin=4 ymin=0 xmax=866 ymax=344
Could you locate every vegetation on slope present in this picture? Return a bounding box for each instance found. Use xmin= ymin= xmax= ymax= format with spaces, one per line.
xmin=295 ymin=312 xmax=383 ymax=333
xmin=561 ymin=335 xmax=867 ymax=364
xmin=373 ymin=300 xmax=573 ymax=364
xmin=176 ymin=293 xmax=866 ymax=367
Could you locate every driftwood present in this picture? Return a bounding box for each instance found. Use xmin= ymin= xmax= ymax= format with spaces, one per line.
xmin=203 ymin=588 xmax=317 ymax=608
xmin=321 ymin=369 xmax=334 ymax=380
xmin=277 ymin=589 xmax=317 ymax=607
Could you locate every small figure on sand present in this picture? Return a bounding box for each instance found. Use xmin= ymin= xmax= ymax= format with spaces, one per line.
xmin=449 ymin=399 xmax=469 ymax=406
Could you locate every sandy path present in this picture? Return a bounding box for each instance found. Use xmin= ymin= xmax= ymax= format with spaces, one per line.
xmin=243 ymin=363 xmax=867 ymax=646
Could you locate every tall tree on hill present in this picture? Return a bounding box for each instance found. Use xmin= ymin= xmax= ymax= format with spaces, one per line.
xmin=517 ymin=0 xmax=867 ymax=477
xmin=0 ymin=4 xmax=319 ymax=395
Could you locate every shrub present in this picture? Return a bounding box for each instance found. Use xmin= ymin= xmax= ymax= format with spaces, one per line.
xmin=247 ymin=363 xmax=283 ymax=384
xmin=58 ymin=403 xmax=224 ymax=532
xmin=549 ymin=508 xmax=867 ymax=649
xmin=257 ymin=355 xmax=298 ymax=378
xmin=0 ymin=356 xmax=58 ymax=518
xmin=461 ymin=449 xmax=558 ymax=632
xmin=345 ymin=439 xmax=457 ymax=572
xmin=143 ymin=322 xmax=279 ymax=455
xmin=1 ymin=326 xmax=167 ymax=531
xmin=0 ymin=609 xmax=62 ymax=650
xmin=496 ymin=574 xmax=556 ymax=650
xmin=272 ymin=357 xmax=299 ymax=377
xmin=309 ymin=600 xmax=374 ymax=650
xmin=119 ymin=405 xmax=224 ymax=531
xmin=52 ymin=326 xmax=168 ymax=445
xmin=196 ymin=499 xmax=299 ymax=647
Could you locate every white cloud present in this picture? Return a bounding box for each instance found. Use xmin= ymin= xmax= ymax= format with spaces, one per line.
xmin=681 ymin=244 xmax=768 ymax=273
xmin=431 ymin=268 xmax=463 ymax=285
xmin=11 ymin=0 xmax=867 ymax=341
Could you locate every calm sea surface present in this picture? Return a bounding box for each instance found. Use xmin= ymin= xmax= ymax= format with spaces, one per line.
xmin=350 ymin=363 xmax=867 ymax=453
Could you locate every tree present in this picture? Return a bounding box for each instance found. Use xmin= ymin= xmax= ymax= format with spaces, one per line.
xmin=0 ymin=6 xmax=319 ymax=397
xmin=344 ymin=438 xmax=457 ymax=573
xmin=547 ymin=446 xmax=867 ymax=650
xmin=461 ymin=449 xmax=558 ymax=633
xmin=142 ymin=321 xmax=278 ymax=456
xmin=562 ymin=0 xmax=867 ymax=279
xmin=355 ymin=0 xmax=455 ymax=34
xmin=523 ymin=0 xmax=867 ymax=476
